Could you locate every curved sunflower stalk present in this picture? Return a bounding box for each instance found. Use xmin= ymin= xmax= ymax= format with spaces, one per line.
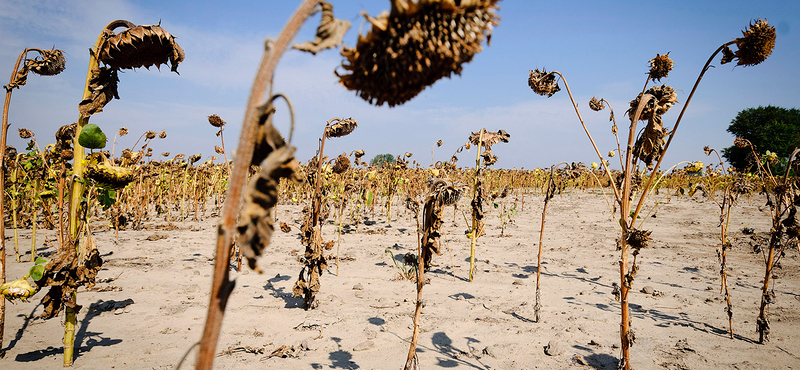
xmin=1 ymin=47 xmax=65 ymax=357
xmin=528 ymin=18 xmax=776 ymax=370
xmin=55 ymin=19 xmax=183 ymax=367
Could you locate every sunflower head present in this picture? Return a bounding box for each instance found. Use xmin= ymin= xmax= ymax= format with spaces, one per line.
xmin=337 ymin=0 xmax=500 ymax=107
xmin=325 ymin=118 xmax=358 ymax=138
xmin=97 ymin=21 xmax=185 ymax=73
xmin=589 ymin=97 xmax=605 ymax=111
xmin=734 ymin=137 xmax=750 ymax=148
xmin=528 ymin=68 xmax=561 ymax=97
xmin=648 ymin=53 xmax=674 ymax=81
xmin=208 ymin=114 xmax=226 ymax=128
xmin=27 ymin=48 xmax=66 ymax=76
xmin=732 ymin=19 xmax=776 ymax=67
xmin=332 ymin=153 xmax=351 ymax=174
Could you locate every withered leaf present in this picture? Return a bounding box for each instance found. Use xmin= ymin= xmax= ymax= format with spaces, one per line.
xmin=293 ymin=1 xmax=351 ymax=55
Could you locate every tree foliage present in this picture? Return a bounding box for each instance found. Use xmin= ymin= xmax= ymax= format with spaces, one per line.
xmin=370 ymin=153 xmax=395 ymax=167
xmin=722 ymin=105 xmax=800 ymax=171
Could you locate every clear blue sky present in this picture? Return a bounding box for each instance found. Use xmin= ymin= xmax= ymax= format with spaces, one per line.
xmin=1 ymin=1 xmax=798 ymax=169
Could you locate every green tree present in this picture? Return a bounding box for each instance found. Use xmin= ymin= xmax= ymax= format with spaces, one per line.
xmin=370 ymin=153 xmax=395 ymax=167
xmin=722 ymin=105 xmax=800 ymax=171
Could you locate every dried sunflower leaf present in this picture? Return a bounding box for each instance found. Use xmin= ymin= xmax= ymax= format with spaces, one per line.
xmin=294 ymin=1 xmax=351 ymax=55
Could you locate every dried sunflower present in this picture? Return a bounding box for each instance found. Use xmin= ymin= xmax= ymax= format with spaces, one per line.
xmin=648 ymin=53 xmax=674 ymax=81
xmin=528 ymin=68 xmax=561 ymax=97
xmin=729 ymin=19 xmax=776 ymax=67
xmin=208 ymin=114 xmax=226 ymax=128
xmin=97 ymin=22 xmax=185 ymax=72
xmin=589 ymin=97 xmax=605 ymax=111
xmin=734 ymin=137 xmax=750 ymax=148
xmin=338 ymin=0 xmax=500 ymax=107
xmin=332 ymin=153 xmax=351 ymax=174
xmin=18 ymin=128 xmax=34 ymax=139
xmin=4 ymin=48 xmax=67 ymax=90
xmin=325 ymin=118 xmax=358 ymax=138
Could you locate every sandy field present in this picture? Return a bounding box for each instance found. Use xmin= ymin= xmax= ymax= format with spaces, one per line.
xmin=2 ymin=190 xmax=799 ymax=369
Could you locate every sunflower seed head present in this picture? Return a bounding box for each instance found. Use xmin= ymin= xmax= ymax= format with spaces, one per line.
xmin=98 ymin=23 xmax=185 ymax=73
xmin=325 ymin=118 xmax=358 ymax=138
xmin=28 ymin=48 xmax=66 ymax=76
xmin=332 ymin=153 xmax=351 ymax=174
xmin=528 ymin=68 xmax=560 ymax=97
xmin=18 ymin=128 xmax=34 ymax=139
xmin=734 ymin=137 xmax=749 ymax=148
xmin=338 ymin=0 xmax=500 ymax=106
xmin=589 ymin=97 xmax=605 ymax=111
xmin=648 ymin=53 xmax=674 ymax=81
xmin=734 ymin=19 xmax=776 ymax=67
xmin=208 ymin=114 xmax=226 ymax=128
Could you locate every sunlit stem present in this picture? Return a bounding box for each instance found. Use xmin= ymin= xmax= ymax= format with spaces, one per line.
xmin=468 ymin=130 xmax=483 ymax=282
xmin=553 ymin=71 xmax=621 ymax=203
xmin=631 ymin=41 xmax=737 ymax=221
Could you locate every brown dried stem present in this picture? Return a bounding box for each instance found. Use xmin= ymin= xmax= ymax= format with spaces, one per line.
xmin=631 ymin=41 xmax=736 ymax=221
xmin=195 ymin=1 xmax=319 ymax=368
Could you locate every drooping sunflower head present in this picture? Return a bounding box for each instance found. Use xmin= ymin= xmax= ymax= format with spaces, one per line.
xmin=528 ymin=68 xmax=561 ymax=97
xmin=337 ymin=0 xmax=500 ymax=107
xmin=734 ymin=137 xmax=750 ymax=148
xmin=732 ymin=19 xmax=776 ymax=67
xmin=589 ymin=97 xmax=605 ymax=111
xmin=27 ymin=48 xmax=66 ymax=76
xmin=332 ymin=153 xmax=351 ymax=174
xmin=208 ymin=114 xmax=226 ymax=128
xmin=325 ymin=118 xmax=358 ymax=138
xmin=97 ymin=21 xmax=185 ymax=73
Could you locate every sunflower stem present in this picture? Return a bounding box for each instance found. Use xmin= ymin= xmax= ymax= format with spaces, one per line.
xmin=195 ymin=2 xmax=318 ymax=368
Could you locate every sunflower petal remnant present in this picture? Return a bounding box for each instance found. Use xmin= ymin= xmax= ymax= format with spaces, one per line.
xmin=337 ymin=0 xmax=500 ymax=107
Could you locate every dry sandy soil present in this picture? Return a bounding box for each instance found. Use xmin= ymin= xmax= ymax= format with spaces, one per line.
xmin=2 ymin=190 xmax=799 ymax=369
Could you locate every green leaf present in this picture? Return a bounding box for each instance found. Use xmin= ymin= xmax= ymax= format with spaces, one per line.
xmin=366 ymin=190 xmax=374 ymax=207
xmin=78 ymin=123 xmax=107 ymax=149
xmin=30 ymin=264 xmax=45 ymax=281
xmin=34 ymin=257 xmax=47 ymax=265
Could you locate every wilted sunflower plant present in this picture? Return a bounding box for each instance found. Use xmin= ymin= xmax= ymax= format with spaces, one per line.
xmin=194 ymin=1 xmax=499 ymax=368
xmin=292 ymin=117 xmax=357 ymax=309
xmin=528 ymin=19 xmax=776 ymax=369
xmin=47 ymin=19 xmax=184 ymax=367
xmin=1 ymin=46 xmax=66 ymax=355
xmin=465 ymin=128 xmax=509 ymax=281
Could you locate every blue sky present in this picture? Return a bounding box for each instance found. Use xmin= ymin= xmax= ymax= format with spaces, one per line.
xmin=1 ymin=0 xmax=798 ymax=170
